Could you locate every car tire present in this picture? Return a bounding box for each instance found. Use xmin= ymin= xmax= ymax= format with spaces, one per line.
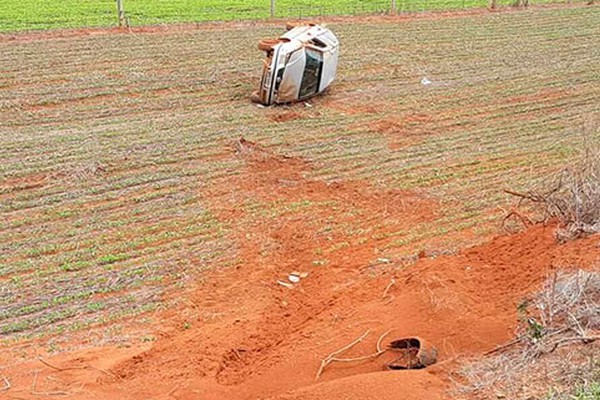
xmin=286 ymin=22 xmax=314 ymax=31
xmin=250 ymin=91 xmax=262 ymax=104
xmin=258 ymin=39 xmax=280 ymax=52
xmin=285 ymin=22 xmax=300 ymax=31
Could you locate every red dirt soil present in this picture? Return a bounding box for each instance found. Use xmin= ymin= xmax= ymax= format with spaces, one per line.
xmin=2 ymin=140 xmax=599 ymax=400
xmin=268 ymin=111 xmax=303 ymax=123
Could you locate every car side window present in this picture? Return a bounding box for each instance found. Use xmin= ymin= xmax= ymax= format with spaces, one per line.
xmin=299 ymin=49 xmax=323 ymax=99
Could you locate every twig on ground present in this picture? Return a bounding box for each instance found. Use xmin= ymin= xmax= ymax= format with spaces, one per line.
xmin=568 ymin=311 xmax=586 ymax=337
xmin=38 ymin=358 xmax=82 ymax=372
xmin=165 ymin=385 xmax=179 ymax=397
xmin=325 ymin=330 xmax=372 ymax=359
xmin=502 ymin=209 xmax=534 ymax=231
xmin=503 ymin=189 xmax=539 ymax=201
xmin=31 ymin=371 xmax=72 ymax=396
xmin=1 ymin=375 xmax=10 ymax=391
xmin=544 ymin=335 xmax=600 ymax=354
xmin=382 ymin=279 xmax=396 ymax=303
xmin=330 ymin=330 xmax=392 ymax=363
xmin=482 ymin=327 xmax=585 ymax=357
xmin=316 ymin=330 xmax=370 ymax=381
xmin=483 ymin=337 xmax=523 ymax=356
xmin=38 ymin=357 xmax=116 ymax=378
xmin=377 ymin=329 xmax=391 ymax=353
xmin=316 ymin=329 xmax=391 ymax=381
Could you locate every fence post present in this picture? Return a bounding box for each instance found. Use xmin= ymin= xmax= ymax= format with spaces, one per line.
xmin=270 ymin=0 xmax=275 ymax=18
xmin=391 ymin=0 xmax=397 ymax=14
xmin=116 ymin=0 xmax=126 ymax=27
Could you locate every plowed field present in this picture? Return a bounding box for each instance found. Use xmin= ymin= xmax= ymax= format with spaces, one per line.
xmin=1 ymin=5 xmax=599 ymax=399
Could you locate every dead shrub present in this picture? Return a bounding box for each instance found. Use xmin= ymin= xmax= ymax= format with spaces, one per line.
xmin=454 ymin=270 xmax=600 ymax=399
xmin=505 ymin=124 xmax=600 ymax=242
xmin=534 ymin=270 xmax=600 ymax=335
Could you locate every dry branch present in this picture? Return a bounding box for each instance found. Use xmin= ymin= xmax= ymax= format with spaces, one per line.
xmin=503 ymin=189 xmax=539 ymax=201
xmin=544 ymin=335 xmax=600 ymax=354
xmin=38 ymin=357 xmax=116 ymax=378
xmin=504 ymin=134 xmax=600 ymax=241
xmin=501 ymin=208 xmax=534 ymax=232
xmin=38 ymin=357 xmax=84 ymax=372
xmin=483 ymin=337 xmax=523 ymax=356
xmin=330 ymin=330 xmax=391 ymax=363
xmin=382 ymin=279 xmax=396 ymax=303
xmin=377 ymin=329 xmax=391 ymax=353
xmin=31 ymin=371 xmax=72 ymax=396
xmin=316 ymin=330 xmax=370 ymax=380
xmin=315 ymin=329 xmax=391 ymax=381
xmin=1 ymin=375 xmax=10 ymax=392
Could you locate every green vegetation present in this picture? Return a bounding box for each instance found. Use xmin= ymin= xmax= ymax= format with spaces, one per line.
xmin=0 ymin=7 xmax=598 ymax=342
xmin=573 ymin=382 xmax=600 ymax=400
xmin=0 ymin=0 xmax=574 ymax=32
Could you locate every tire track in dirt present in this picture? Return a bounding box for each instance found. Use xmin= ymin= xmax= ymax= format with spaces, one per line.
xmin=2 ymin=145 xmax=600 ymax=399
xmin=101 ymin=139 xmax=437 ymax=395
xmin=97 ymin=140 xmax=600 ymax=400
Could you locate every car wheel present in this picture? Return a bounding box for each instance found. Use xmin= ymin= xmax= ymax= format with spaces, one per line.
xmin=258 ymin=39 xmax=280 ymax=52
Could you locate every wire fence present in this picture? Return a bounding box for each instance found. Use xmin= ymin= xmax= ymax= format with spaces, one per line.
xmin=0 ymin=0 xmax=595 ymax=32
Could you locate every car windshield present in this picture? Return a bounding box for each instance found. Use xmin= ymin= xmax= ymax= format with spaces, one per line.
xmin=299 ymin=49 xmax=323 ymax=99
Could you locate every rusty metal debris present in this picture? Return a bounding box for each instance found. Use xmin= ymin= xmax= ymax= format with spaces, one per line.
xmin=386 ymin=337 xmax=438 ymax=370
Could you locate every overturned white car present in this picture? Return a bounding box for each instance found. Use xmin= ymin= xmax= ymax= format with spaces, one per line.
xmin=252 ymin=23 xmax=339 ymax=106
